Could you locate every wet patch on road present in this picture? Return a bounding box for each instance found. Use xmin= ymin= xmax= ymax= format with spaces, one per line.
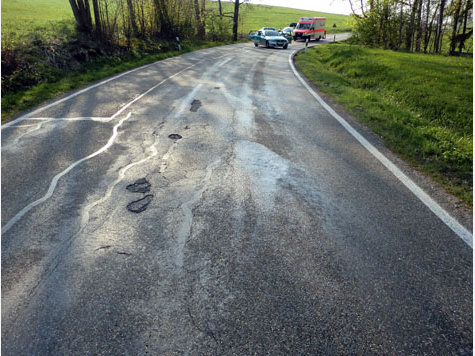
xmin=126 ymin=178 xmax=151 ymax=193
xmin=190 ymin=99 xmax=202 ymax=112
xmin=127 ymin=194 xmax=154 ymax=213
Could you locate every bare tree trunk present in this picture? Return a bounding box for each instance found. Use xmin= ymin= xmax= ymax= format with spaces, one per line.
xmin=91 ymin=0 xmax=102 ymax=40
xmin=434 ymin=0 xmax=446 ymax=53
xmin=438 ymin=9 xmax=451 ymax=52
xmin=423 ymin=0 xmax=432 ymax=52
xmin=126 ymin=0 xmax=139 ymax=37
xmin=398 ymin=1 xmax=404 ymax=48
xmin=153 ymin=0 xmax=172 ymax=39
xmin=458 ymin=0 xmax=472 ymax=52
xmin=218 ymin=0 xmax=223 ymax=16
xmin=406 ymin=0 xmax=419 ymax=50
xmin=232 ymin=0 xmax=240 ymax=41
xmin=415 ymin=0 xmax=423 ymax=51
xmin=69 ymin=0 xmax=93 ymax=34
xmin=194 ymin=0 xmax=205 ymax=40
xmin=424 ymin=3 xmax=439 ymax=52
xmin=449 ymin=0 xmax=463 ymax=53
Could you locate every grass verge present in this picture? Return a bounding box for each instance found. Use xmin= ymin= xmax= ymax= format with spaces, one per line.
xmin=1 ymin=41 xmax=228 ymax=122
xmin=295 ymin=44 xmax=472 ymax=205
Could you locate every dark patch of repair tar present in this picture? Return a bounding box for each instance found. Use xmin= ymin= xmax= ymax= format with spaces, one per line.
xmin=117 ymin=251 xmax=132 ymax=256
xmin=127 ymin=194 xmax=154 ymax=213
xmin=168 ymin=134 xmax=182 ymax=140
xmin=126 ymin=178 xmax=151 ymax=193
xmin=190 ymin=99 xmax=202 ymax=112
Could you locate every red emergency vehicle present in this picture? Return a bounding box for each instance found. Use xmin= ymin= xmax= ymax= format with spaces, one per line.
xmin=293 ymin=17 xmax=326 ymax=41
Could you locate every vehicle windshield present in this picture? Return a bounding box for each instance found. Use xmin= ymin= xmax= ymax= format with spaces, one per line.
xmin=264 ymin=31 xmax=280 ymax=36
xmin=297 ymin=23 xmax=311 ymax=29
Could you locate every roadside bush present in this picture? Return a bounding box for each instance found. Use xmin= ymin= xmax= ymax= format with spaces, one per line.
xmin=207 ymin=12 xmax=233 ymax=42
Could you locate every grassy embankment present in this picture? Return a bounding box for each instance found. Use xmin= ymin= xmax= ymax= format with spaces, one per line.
xmin=295 ymin=44 xmax=472 ymax=205
xmin=1 ymin=0 xmax=351 ymax=121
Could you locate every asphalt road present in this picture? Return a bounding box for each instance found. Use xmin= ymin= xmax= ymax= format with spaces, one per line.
xmin=1 ymin=34 xmax=472 ymax=355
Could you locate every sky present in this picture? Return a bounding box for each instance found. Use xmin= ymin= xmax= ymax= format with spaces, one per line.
xmin=249 ymin=0 xmax=353 ymax=15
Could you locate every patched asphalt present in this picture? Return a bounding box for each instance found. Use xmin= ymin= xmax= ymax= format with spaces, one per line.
xmin=1 ymin=35 xmax=472 ymax=355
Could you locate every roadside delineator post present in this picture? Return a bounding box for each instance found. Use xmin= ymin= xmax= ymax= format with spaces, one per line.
xmin=305 ymin=37 xmax=309 ymax=54
xmin=176 ymin=37 xmax=182 ymax=51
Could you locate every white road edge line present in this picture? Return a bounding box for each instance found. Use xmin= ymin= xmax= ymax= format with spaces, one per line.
xmin=288 ymin=50 xmax=472 ymax=248
xmin=1 ymin=50 xmax=213 ymax=129
xmin=1 ymin=60 xmax=168 ymax=129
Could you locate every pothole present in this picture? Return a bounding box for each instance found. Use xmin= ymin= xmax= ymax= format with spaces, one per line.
xmin=168 ymin=134 xmax=182 ymax=140
xmin=126 ymin=178 xmax=151 ymax=193
xmin=190 ymin=99 xmax=202 ymax=112
xmin=127 ymin=194 xmax=154 ymax=213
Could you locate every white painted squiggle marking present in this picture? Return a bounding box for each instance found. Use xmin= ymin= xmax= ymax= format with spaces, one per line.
xmin=218 ymin=57 xmax=233 ymax=67
xmin=1 ymin=56 xmax=191 ymax=128
xmin=2 ymin=121 xmax=47 ymax=150
xmin=2 ymin=123 xmax=40 ymax=128
xmin=80 ymin=133 xmax=159 ymax=228
xmin=22 ymin=117 xmax=112 ymax=122
xmin=1 ymin=113 xmax=133 ymax=235
xmin=1 ymin=118 xmax=112 ymax=150
xmin=175 ymin=158 xmax=221 ymax=267
xmin=289 ymin=50 xmax=472 ymax=247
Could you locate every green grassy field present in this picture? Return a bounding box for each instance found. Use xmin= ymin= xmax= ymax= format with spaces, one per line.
xmin=295 ymin=44 xmax=473 ymax=205
xmin=207 ymin=2 xmax=351 ymax=34
xmin=2 ymin=0 xmax=73 ymax=34
xmin=2 ymin=0 xmax=350 ymax=37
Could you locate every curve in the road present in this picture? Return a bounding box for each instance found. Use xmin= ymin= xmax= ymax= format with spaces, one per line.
xmin=288 ymin=49 xmax=472 ymax=247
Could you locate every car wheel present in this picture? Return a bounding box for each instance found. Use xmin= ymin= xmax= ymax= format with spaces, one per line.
xmin=283 ymin=43 xmax=288 ymax=49
xmin=254 ymin=42 xmax=258 ymax=47
xmin=265 ymin=40 xmax=269 ymax=48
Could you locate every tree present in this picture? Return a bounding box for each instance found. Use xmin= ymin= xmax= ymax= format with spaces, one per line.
xmin=69 ymin=0 xmax=93 ymax=34
xmin=433 ymin=0 xmax=446 ymax=53
xmin=194 ymin=0 xmax=206 ymax=40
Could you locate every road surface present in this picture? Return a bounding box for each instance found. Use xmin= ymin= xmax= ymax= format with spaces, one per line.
xmin=2 ymin=34 xmax=472 ymax=355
